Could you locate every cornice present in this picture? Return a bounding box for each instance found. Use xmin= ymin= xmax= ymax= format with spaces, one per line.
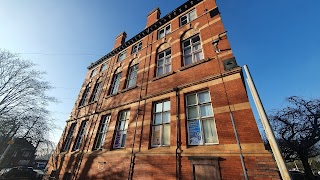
xmin=88 ymin=0 xmax=203 ymax=70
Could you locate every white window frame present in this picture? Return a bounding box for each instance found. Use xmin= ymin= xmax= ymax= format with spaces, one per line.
xmin=94 ymin=115 xmax=111 ymax=150
xmin=110 ymin=72 xmax=122 ymax=95
xmin=126 ymin=64 xmax=138 ymax=88
xmin=79 ymin=85 xmax=90 ymax=107
xmin=186 ymin=91 xmax=218 ymax=146
xmin=113 ymin=110 xmax=130 ymax=149
xmin=158 ymin=24 xmax=171 ymax=39
xmin=89 ymin=80 xmax=102 ymax=102
xmin=156 ymin=49 xmax=171 ymax=77
xmin=62 ymin=123 xmax=76 ymax=152
xmin=73 ymin=120 xmax=88 ymax=151
xmin=182 ymin=35 xmax=203 ymax=66
xmin=131 ymin=41 xmax=142 ymax=54
xmin=180 ymin=9 xmax=196 ymax=26
xmin=151 ymin=100 xmax=171 ymax=147
xmin=117 ymin=51 xmax=127 ymax=62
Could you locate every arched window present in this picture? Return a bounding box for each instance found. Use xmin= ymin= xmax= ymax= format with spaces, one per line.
xmin=109 ymin=68 xmax=122 ymax=95
xmin=181 ymin=29 xmax=203 ymax=66
xmin=79 ymin=84 xmax=90 ymax=106
xmin=89 ymin=78 xmax=102 ymax=102
xmin=156 ymin=43 xmax=171 ymax=77
xmin=126 ymin=59 xmax=139 ymax=88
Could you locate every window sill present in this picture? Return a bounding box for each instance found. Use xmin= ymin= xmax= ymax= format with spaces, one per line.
xmin=88 ymin=101 xmax=97 ymax=105
xmin=150 ymin=145 xmax=170 ymax=149
xmin=179 ymin=58 xmax=210 ymax=72
xmin=120 ymin=85 xmax=138 ymax=93
xmin=152 ymin=71 xmax=174 ymax=81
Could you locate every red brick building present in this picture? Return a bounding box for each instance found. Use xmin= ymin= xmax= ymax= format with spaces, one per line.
xmin=47 ymin=0 xmax=280 ymax=179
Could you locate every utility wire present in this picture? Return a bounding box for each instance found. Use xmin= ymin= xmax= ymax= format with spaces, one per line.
xmin=16 ymin=52 xmax=104 ymax=56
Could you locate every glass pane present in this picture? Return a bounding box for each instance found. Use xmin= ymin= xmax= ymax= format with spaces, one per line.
xmin=200 ymin=105 xmax=213 ymax=117
xmin=155 ymin=103 xmax=163 ymax=112
xmin=188 ymin=120 xmax=202 ymax=145
xmin=184 ymin=55 xmax=192 ymax=65
xmin=154 ymin=113 xmax=162 ymax=124
xmin=165 ymin=57 xmax=171 ymax=63
xmin=203 ymin=119 xmax=218 ymax=143
xmin=119 ymin=120 xmax=125 ymax=130
xmin=192 ymin=35 xmax=200 ymax=43
xmin=166 ymin=49 xmax=171 ymax=55
xmin=165 ymin=65 xmax=171 ymax=73
xmin=121 ymin=133 xmax=127 ymax=147
xmin=114 ymin=131 xmax=123 ymax=148
xmin=159 ymin=30 xmax=164 ymax=39
xmin=165 ymin=25 xmax=171 ymax=32
xmin=163 ymin=124 xmax=170 ymax=145
xmin=163 ymin=101 xmax=170 ymax=111
xmin=163 ymin=112 xmax=170 ymax=123
xmin=189 ymin=10 xmax=196 ymax=21
xmin=187 ymin=94 xmax=197 ymax=105
xmin=180 ymin=16 xmax=187 ymax=25
xmin=198 ymin=91 xmax=210 ymax=103
xmin=95 ymin=135 xmax=102 ymax=149
xmin=158 ymin=59 xmax=164 ymax=66
xmin=194 ymin=52 xmax=203 ymax=61
xmin=183 ymin=40 xmax=190 ymax=48
xmin=157 ymin=67 xmax=163 ymax=76
xmin=187 ymin=106 xmax=198 ymax=119
xmin=152 ymin=126 xmax=161 ymax=146
xmin=158 ymin=52 xmax=164 ymax=59
xmin=184 ymin=47 xmax=191 ymax=55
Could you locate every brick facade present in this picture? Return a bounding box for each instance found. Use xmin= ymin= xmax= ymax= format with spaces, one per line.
xmin=46 ymin=0 xmax=280 ymax=179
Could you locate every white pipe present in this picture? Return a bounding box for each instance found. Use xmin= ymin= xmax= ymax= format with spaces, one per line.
xmin=243 ymin=65 xmax=292 ymax=180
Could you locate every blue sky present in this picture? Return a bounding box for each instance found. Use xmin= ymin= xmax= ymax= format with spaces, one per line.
xmin=1 ymin=0 xmax=319 ymax=143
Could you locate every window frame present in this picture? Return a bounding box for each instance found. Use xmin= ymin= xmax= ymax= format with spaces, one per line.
xmin=131 ymin=41 xmax=142 ymax=54
xmin=126 ymin=63 xmax=139 ymax=88
xmin=89 ymin=80 xmax=102 ymax=102
xmin=113 ymin=110 xmax=130 ymax=149
xmin=182 ymin=34 xmax=203 ymax=66
xmin=72 ymin=120 xmax=88 ymax=151
xmin=158 ymin=24 xmax=171 ymax=39
xmin=186 ymin=90 xmax=218 ymax=146
xmin=180 ymin=9 xmax=196 ymax=26
xmin=156 ymin=48 xmax=172 ymax=77
xmin=151 ymin=100 xmax=171 ymax=147
xmin=110 ymin=72 xmax=122 ymax=95
xmin=93 ymin=115 xmax=111 ymax=150
xmin=100 ymin=63 xmax=108 ymax=72
xmin=62 ymin=123 xmax=76 ymax=152
xmin=117 ymin=51 xmax=127 ymax=62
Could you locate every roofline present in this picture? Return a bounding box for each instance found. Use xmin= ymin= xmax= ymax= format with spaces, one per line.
xmin=87 ymin=0 xmax=203 ymax=70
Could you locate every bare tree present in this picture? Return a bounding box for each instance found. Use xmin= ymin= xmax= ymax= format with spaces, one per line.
xmin=0 ymin=49 xmax=57 ymax=153
xmin=270 ymin=96 xmax=320 ymax=180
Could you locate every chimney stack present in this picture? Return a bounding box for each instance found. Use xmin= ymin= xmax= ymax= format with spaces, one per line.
xmin=113 ymin=31 xmax=127 ymax=49
xmin=146 ymin=7 xmax=161 ymax=28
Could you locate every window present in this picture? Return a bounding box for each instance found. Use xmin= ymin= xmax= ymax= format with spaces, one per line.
xmin=126 ymin=64 xmax=138 ymax=88
xmin=156 ymin=49 xmax=171 ymax=76
xmin=90 ymin=68 xmax=97 ymax=78
xmin=12 ymin=151 xmax=18 ymax=157
xmin=182 ymin=35 xmax=203 ymax=66
xmin=62 ymin=123 xmax=76 ymax=152
xmin=93 ymin=115 xmax=111 ymax=150
xmin=151 ymin=101 xmax=171 ymax=147
xmin=158 ymin=24 xmax=171 ymax=39
xmin=89 ymin=80 xmax=102 ymax=102
xmin=79 ymin=85 xmax=90 ymax=107
xmin=180 ymin=9 xmax=196 ymax=26
xmin=73 ymin=120 xmax=88 ymax=151
xmin=131 ymin=41 xmax=142 ymax=54
xmin=118 ymin=51 xmax=127 ymax=62
xmin=110 ymin=72 xmax=122 ymax=95
xmin=101 ymin=63 xmax=108 ymax=72
xmin=113 ymin=110 xmax=130 ymax=149
xmin=186 ymin=91 xmax=218 ymax=145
